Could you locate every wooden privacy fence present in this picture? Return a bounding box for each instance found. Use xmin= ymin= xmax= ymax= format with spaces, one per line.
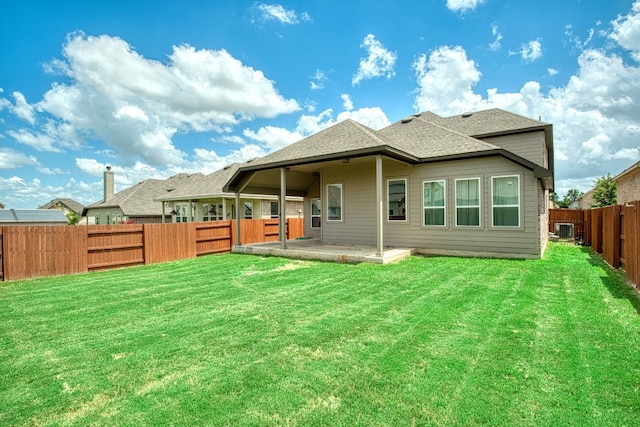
xmin=551 ymin=203 xmax=640 ymax=290
xmin=0 ymin=218 xmax=303 ymax=282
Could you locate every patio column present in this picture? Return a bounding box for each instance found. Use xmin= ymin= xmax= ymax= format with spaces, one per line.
xmin=280 ymin=167 xmax=287 ymax=249
xmin=376 ymin=154 xmax=384 ymax=256
xmin=222 ymin=197 xmax=227 ymax=220
xmin=161 ymin=201 xmax=166 ymax=224
xmin=235 ymin=193 xmax=242 ymax=247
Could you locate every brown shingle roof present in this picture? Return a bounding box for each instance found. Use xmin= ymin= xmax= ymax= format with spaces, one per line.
xmin=433 ymin=108 xmax=549 ymax=137
xmin=224 ymin=108 xmax=554 ymax=192
xmin=39 ymin=198 xmax=85 ymax=214
xmin=245 ymin=119 xmax=402 ymax=167
xmin=155 ymin=164 xmax=242 ymax=201
xmin=86 ymin=173 xmax=203 ymax=216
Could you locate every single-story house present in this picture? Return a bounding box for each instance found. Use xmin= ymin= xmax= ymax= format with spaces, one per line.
xmin=83 ymin=167 xmax=204 ymax=224
xmin=224 ymin=108 xmax=554 ymax=259
xmin=0 ymin=209 xmax=68 ymax=226
xmin=155 ymin=162 xmax=303 ymax=223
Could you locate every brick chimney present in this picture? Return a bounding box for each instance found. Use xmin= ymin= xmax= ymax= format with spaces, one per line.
xmin=104 ymin=166 xmax=115 ymax=202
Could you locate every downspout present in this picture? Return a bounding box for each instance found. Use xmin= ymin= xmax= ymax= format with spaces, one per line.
xmin=280 ymin=167 xmax=288 ymax=250
xmin=376 ymin=155 xmax=384 ymax=256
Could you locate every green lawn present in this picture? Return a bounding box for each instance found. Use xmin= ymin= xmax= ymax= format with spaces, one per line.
xmin=1 ymin=243 xmax=639 ymax=426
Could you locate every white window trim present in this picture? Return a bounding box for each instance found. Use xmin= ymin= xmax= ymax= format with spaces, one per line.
xmin=455 ymin=177 xmax=481 ymax=228
xmin=387 ymin=177 xmax=408 ymax=222
xmin=326 ymin=183 xmax=343 ymax=222
xmin=491 ymin=174 xmax=521 ymax=228
xmin=422 ymin=179 xmax=447 ymax=227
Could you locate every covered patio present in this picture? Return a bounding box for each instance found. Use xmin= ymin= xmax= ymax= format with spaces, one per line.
xmin=233 ymin=238 xmax=415 ymax=264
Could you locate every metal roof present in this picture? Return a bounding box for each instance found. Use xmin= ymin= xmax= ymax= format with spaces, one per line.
xmin=0 ymin=209 xmax=68 ymax=224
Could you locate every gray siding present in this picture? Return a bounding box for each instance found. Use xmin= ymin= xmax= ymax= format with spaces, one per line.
xmin=316 ymin=156 xmax=544 ymax=257
xmin=481 ymin=131 xmax=546 ymax=167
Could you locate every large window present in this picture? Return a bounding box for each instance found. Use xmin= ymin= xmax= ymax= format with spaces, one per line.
xmin=327 ymin=184 xmax=343 ymax=221
xmin=423 ymin=180 xmax=446 ymax=226
xmin=311 ymin=198 xmax=321 ymax=228
xmin=492 ymin=175 xmax=520 ymax=227
xmin=388 ymin=179 xmax=407 ymax=221
xmin=456 ymin=178 xmax=481 ymax=227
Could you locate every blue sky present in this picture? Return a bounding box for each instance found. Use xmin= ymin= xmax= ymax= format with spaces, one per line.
xmin=1 ymin=0 xmax=639 ymax=209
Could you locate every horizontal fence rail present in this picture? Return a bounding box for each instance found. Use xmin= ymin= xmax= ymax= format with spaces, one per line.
xmin=0 ymin=218 xmax=303 ymax=281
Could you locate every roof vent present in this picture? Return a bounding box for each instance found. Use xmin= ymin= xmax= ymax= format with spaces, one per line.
xmin=461 ymin=112 xmax=473 ymax=118
xmin=413 ymin=113 xmax=422 ymax=117
xmin=401 ymin=117 xmax=413 ymax=124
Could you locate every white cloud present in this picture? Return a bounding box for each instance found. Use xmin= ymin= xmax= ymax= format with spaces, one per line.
xmin=243 ymin=125 xmax=304 ymax=151
xmin=336 ymin=107 xmax=391 ymax=130
xmin=0 ymin=148 xmax=37 ymax=169
xmin=341 ymin=93 xmax=354 ymax=111
xmin=255 ymin=4 xmax=311 ymax=24
xmin=610 ymin=0 xmax=640 ymax=61
xmin=489 ymin=23 xmax=503 ymax=51
xmin=413 ymin=46 xmax=482 ymax=114
xmin=0 ymin=175 xmax=71 ymax=209
xmin=547 ymin=68 xmax=559 ymax=76
xmin=310 ymin=69 xmax=327 ymax=90
xmin=7 ymin=129 xmax=60 ymax=152
xmin=11 ymin=92 xmax=36 ymax=124
xmin=520 ymin=39 xmax=543 ymax=62
xmin=352 ymin=34 xmax=397 ymax=85
xmin=446 ymin=0 xmax=485 ymax=13
xmin=36 ymin=33 xmax=300 ymax=167
xmin=411 ymin=34 xmax=640 ymax=196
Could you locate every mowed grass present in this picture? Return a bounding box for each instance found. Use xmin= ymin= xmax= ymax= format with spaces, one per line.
xmin=1 ymin=243 xmax=639 ymax=426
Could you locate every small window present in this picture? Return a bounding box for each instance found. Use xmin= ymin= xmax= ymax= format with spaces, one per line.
xmin=244 ymin=201 xmax=253 ymax=219
xmin=423 ymin=180 xmax=446 ymax=226
xmin=311 ymin=198 xmax=321 ymax=228
xmin=456 ymin=178 xmax=481 ymax=227
xmin=270 ymin=201 xmax=279 ymax=219
xmin=388 ymin=179 xmax=407 ymax=221
xmin=327 ymin=184 xmax=343 ymax=221
xmin=492 ymin=175 xmax=520 ymax=227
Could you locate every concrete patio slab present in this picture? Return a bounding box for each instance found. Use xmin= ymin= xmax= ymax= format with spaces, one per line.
xmin=233 ymin=238 xmax=415 ymax=264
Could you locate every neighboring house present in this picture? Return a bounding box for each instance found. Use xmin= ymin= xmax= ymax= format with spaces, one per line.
xmin=155 ymin=163 xmax=303 ymax=223
xmin=83 ymin=167 xmax=204 ymax=224
xmin=225 ymin=108 xmax=554 ymax=259
xmin=0 ymin=209 xmax=68 ymax=226
xmin=40 ymin=198 xmax=85 ymax=216
xmin=577 ymin=189 xmax=595 ymax=209
xmin=578 ymin=160 xmax=640 ymax=209
xmin=614 ymin=160 xmax=640 ymax=205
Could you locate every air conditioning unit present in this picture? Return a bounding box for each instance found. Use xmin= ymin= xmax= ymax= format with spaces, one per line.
xmin=555 ymin=223 xmax=575 ymax=239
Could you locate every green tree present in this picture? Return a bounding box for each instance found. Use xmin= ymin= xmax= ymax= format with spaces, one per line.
xmin=592 ymin=173 xmax=617 ymax=207
xmin=562 ymin=188 xmax=583 ymax=207
xmin=66 ymin=211 xmax=80 ymax=226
